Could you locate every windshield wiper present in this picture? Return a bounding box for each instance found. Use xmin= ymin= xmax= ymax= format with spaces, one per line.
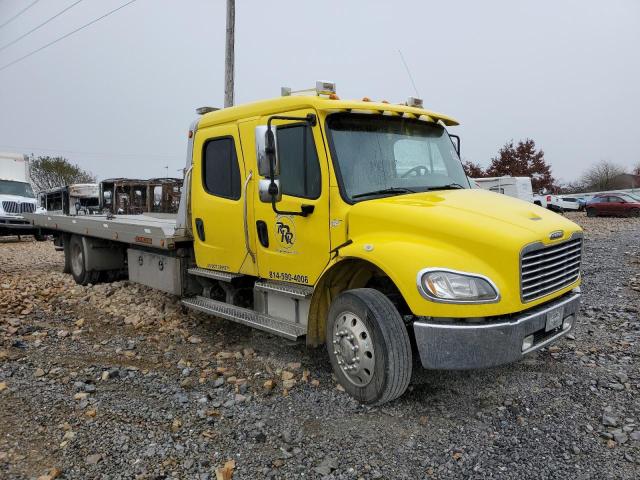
xmin=426 ymin=183 xmax=466 ymax=191
xmin=352 ymin=187 xmax=416 ymax=199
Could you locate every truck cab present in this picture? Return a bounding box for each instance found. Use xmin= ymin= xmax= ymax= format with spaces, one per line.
xmin=182 ymin=83 xmax=582 ymax=403
xmin=0 ymin=152 xmax=44 ymax=238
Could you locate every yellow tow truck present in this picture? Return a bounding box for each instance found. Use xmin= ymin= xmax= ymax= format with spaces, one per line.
xmin=27 ymin=82 xmax=583 ymax=404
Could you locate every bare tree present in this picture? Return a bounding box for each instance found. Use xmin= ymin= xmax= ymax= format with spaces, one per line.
xmin=29 ymin=156 xmax=96 ymax=193
xmin=580 ymin=160 xmax=626 ymax=192
xmin=632 ymin=162 xmax=640 ymax=176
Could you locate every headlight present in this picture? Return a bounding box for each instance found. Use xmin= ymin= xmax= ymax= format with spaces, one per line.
xmin=417 ymin=268 xmax=499 ymax=303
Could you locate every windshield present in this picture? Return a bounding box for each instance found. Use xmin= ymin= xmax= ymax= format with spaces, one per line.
xmin=327 ymin=113 xmax=469 ymax=201
xmin=0 ymin=180 xmax=35 ymax=198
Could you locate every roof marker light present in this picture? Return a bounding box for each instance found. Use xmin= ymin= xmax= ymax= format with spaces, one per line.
xmin=281 ymin=80 xmax=336 ymax=97
xmin=406 ymin=97 xmax=423 ymax=108
xmin=196 ymin=106 xmax=219 ymax=115
xmin=315 ymin=80 xmax=336 ymax=95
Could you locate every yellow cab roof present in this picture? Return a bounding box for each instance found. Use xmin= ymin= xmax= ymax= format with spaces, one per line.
xmin=197 ymin=95 xmax=459 ymax=129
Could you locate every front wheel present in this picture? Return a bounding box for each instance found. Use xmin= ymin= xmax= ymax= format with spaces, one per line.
xmin=586 ymin=207 xmax=597 ymax=217
xmin=326 ymin=288 xmax=412 ymax=405
xmin=629 ymin=208 xmax=640 ymax=218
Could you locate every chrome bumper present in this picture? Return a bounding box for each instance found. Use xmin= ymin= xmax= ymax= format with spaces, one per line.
xmin=413 ymin=292 xmax=581 ymax=370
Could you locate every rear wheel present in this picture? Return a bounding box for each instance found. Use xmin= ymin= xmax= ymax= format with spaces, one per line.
xmin=68 ymin=235 xmax=99 ymax=285
xmin=586 ymin=207 xmax=597 ymax=217
xmin=33 ymin=231 xmax=47 ymax=242
xmin=326 ymin=288 xmax=412 ymax=405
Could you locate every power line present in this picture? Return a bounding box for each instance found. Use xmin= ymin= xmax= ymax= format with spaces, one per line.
xmin=0 ymin=0 xmax=84 ymax=54
xmin=0 ymin=144 xmax=177 ymax=159
xmin=0 ymin=0 xmax=138 ymax=73
xmin=0 ymin=0 xmax=41 ymax=29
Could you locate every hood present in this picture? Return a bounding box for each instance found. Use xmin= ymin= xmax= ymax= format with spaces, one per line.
xmin=0 ymin=193 xmax=36 ymax=202
xmin=347 ymin=189 xmax=581 ymax=251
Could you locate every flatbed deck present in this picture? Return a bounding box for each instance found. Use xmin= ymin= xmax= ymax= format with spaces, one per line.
xmin=24 ymin=213 xmax=191 ymax=250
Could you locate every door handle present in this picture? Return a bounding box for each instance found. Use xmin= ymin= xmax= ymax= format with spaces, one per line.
xmin=256 ymin=220 xmax=269 ymax=247
xmin=195 ymin=218 xmax=205 ymax=241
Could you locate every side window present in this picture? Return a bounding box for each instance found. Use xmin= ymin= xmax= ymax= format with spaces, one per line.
xmin=276 ymin=125 xmax=321 ymax=199
xmin=203 ymin=137 xmax=241 ymax=200
xmin=609 ymin=196 xmax=622 ymax=203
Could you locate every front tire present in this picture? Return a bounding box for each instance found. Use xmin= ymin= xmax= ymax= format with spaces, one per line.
xmin=586 ymin=207 xmax=597 ymax=217
xmin=629 ymin=208 xmax=640 ymax=218
xmin=326 ymin=288 xmax=412 ymax=405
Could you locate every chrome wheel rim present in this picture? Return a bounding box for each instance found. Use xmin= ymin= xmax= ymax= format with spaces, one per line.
xmin=70 ymin=242 xmax=83 ymax=277
xmin=332 ymin=311 xmax=375 ymax=387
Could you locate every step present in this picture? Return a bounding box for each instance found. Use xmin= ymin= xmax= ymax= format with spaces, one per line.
xmin=181 ymin=296 xmax=306 ymax=340
xmin=188 ymin=267 xmax=243 ymax=283
xmin=254 ymin=280 xmax=314 ymax=299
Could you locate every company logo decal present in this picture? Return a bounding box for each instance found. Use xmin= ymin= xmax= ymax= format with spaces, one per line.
xmin=549 ymin=230 xmax=564 ymax=240
xmin=275 ymin=215 xmax=296 ymax=251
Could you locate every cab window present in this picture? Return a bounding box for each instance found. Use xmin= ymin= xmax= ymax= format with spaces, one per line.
xmin=203 ymin=137 xmax=241 ymax=200
xmin=276 ymin=125 xmax=321 ymax=199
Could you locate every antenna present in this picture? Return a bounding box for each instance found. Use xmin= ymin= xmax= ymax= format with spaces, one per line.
xmin=398 ymin=49 xmax=420 ymax=98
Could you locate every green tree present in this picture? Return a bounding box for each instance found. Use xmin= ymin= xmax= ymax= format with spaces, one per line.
xmin=486 ymin=139 xmax=555 ymax=192
xmin=29 ymin=156 xmax=96 ymax=193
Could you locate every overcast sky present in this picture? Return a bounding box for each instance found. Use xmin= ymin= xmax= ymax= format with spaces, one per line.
xmin=0 ymin=0 xmax=638 ymax=184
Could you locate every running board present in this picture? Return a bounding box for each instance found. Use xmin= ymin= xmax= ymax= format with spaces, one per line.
xmin=188 ymin=267 xmax=243 ymax=283
xmin=181 ymin=296 xmax=306 ymax=340
xmin=254 ymin=280 xmax=314 ymax=299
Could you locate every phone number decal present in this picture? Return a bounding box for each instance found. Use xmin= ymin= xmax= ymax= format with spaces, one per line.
xmin=269 ymin=271 xmax=309 ymax=284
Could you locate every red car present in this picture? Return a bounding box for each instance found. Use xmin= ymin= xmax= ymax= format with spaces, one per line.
xmin=586 ymin=193 xmax=640 ymax=217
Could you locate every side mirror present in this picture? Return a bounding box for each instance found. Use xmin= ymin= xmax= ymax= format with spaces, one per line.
xmin=258 ymin=178 xmax=281 ymax=203
xmin=449 ymin=134 xmax=460 ymax=155
xmin=255 ymin=125 xmax=280 ymax=177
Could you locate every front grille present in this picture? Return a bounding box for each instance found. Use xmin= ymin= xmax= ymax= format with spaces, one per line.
xmin=2 ymin=201 xmax=19 ymax=213
xmin=20 ymin=203 xmax=35 ymax=213
xmin=1 ymin=201 xmax=35 ymax=214
xmin=521 ymin=236 xmax=582 ymax=302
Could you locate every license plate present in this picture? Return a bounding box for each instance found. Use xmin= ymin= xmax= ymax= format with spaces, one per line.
xmin=545 ymin=306 xmax=564 ymax=332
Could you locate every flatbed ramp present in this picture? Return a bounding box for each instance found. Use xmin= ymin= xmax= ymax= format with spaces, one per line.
xmin=24 ymin=213 xmax=191 ymax=250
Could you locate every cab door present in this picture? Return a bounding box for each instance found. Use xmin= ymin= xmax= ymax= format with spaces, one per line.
xmin=191 ymin=123 xmax=257 ymax=275
xmin=252 ymin=109 xmax=330 ymax=286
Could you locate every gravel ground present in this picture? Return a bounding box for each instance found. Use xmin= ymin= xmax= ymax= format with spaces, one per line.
xmin=1 ymin=212 xmax=639 ymax=479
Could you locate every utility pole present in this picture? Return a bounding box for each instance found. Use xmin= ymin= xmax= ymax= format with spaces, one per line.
xmin=224 ymin=0 xmax=235 ymax=108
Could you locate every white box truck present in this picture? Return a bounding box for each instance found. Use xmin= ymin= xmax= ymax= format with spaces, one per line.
xmin=472 ymin=176 xmax=534 ymax=203
xmin=0 ymin=152 xmax=45 ymax=239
